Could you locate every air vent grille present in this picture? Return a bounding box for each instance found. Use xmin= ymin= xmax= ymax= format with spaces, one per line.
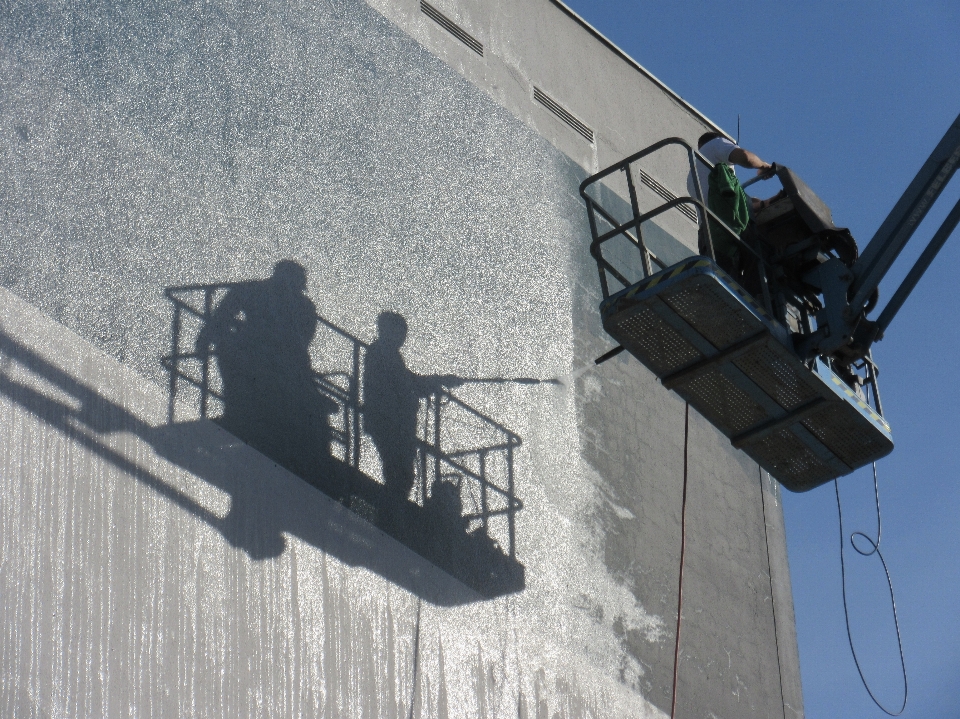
xmin=533 ymin=87 xmax=594 ymax=144
xmin=638 ymin=169 xmax=698 ymax=223
xmin=421 ymin=1 xmax=483 ymax=56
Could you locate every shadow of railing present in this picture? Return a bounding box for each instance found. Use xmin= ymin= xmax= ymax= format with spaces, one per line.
xmin=162 ymin=281 xmax=526 ymax=597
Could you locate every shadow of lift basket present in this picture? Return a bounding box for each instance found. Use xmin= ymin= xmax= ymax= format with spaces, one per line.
xmin=601 ymin=258 xmax=891 ymax=492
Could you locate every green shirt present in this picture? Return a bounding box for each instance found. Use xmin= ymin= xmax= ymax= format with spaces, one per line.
xmin=706 ymin=163 xmax=751 ymax=261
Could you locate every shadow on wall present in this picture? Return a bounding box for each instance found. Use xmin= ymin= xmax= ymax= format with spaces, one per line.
xmin=0 ymin=261 xmax=549 ymax=603
xmin=163 ymin=261 xmax=535 ymax=600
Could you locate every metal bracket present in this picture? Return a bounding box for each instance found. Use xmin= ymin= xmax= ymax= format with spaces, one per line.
xmin=798 ymin=258 xmax=855 ymax=357
xmin=661 ymin=331 xmax=767 ymax=390
xmin=731 ymin=397 xmax=826 ymax=449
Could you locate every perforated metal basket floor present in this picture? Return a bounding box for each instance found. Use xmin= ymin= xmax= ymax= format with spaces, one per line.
xmin=601 ymin=257 xmax=893 ymax=492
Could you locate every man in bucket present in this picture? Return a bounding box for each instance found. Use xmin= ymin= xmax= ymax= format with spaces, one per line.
xmin=694 ymin=131 xmax=784 ymax=287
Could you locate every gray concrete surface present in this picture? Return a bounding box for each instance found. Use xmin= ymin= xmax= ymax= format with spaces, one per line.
xmin=0 ymin=0 xmax=802 ymax=716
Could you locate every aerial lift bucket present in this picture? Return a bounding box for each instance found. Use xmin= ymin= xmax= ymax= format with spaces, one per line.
xmin=579 ymin=137 xmax=894 ymax=492
xmin=600 ymin=256 xmax=892 ymax=492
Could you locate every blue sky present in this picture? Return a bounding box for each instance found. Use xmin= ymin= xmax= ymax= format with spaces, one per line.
xmin=560 ymin=2 xmax=960 ymax=717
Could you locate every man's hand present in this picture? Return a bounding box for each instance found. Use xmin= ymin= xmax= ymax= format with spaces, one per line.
xmin=756 ymin=163 xmax=776 ymax=179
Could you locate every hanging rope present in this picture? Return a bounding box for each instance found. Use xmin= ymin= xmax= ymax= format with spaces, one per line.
xmin=670 ymin=402 xmax=691 ymax=719
xmin=835 ymin=462 xmax=908 ymax=715
xmin=759 ymin=469 xmax=788 ymax=719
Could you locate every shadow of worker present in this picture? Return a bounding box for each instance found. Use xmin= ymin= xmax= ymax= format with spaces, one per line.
xmin=362 ymin=311 xmax=463 ymax=535
xmin=195 ymin=260 xmax=345 ymax=500
xmin=360 ymin=312 xmax=525 ymax=596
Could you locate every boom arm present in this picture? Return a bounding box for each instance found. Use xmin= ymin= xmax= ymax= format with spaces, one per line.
xmin=849 ymin=113 xmax=960 ymax=321
xmin=799 ymin=112 xmax=960 ymax=365
xmin=873 ymin=195 xmax=960 ymax=336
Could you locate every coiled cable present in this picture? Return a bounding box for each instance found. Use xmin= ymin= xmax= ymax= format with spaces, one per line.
xmin=834 ymin=462 xmax=908 ymax=715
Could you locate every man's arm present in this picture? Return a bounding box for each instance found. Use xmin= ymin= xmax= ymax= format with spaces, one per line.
xmin=728 ymin=147 xmax=775 ymax=177
xmin=729 ymin=146 xmax=779 ymax=212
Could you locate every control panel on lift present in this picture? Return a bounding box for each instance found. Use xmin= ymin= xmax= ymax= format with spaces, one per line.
xmin=580 ymin=116 xmax=960 ymax=492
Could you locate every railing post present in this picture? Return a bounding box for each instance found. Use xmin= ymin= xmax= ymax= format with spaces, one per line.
xmin=689 ymin=148 xmax=716 ymax=261
xmin=418 ymin=397 xmax=429 ymax=503
xmin=168 ymin=301 xmax=181 ymax=424
xmin=200 ymin=289 xmax=213 ymax=419
xmin=586 ymin=198 xmax=611 ymax=299
xmin=433 ymin=392 xmax=442 ymax=501
xmin=351 ymin=342 xmax=361 ymax=468
xmin=867 ymin=353 xmax=884 ymax=417
xmin=479 ymin=451 xmax=488 ymax=534
xmin=624 ymin=164 xmax=654 ymax=277
xmin=507 ymin=442 xmax=515 ymax=559
xmin=748 ymin=236 xmax=775 ymax=314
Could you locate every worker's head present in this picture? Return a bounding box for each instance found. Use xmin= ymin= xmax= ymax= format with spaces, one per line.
xmin=697 ymin=131 xmax=724 ymax=149
xmin=376 ymin=311 xmax=408 ymax=347
xmin=272 ymin=259 xmax=308 ymax=293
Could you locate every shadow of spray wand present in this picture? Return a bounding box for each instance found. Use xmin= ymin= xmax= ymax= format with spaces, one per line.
xmin=454 ymin=377 xmax=561 ymax=386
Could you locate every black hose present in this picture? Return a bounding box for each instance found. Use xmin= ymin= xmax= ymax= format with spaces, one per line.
xmin=834 ymin=463 xmax=907 ymax=715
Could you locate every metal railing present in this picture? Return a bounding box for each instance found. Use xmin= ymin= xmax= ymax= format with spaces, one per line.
xmin=578 ymin=137 xmax=773 ymax=310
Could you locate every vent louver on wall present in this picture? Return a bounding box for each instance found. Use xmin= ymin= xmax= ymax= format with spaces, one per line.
xmin=420 ymin=1 xmax=483 ymax=56
xmin=638 ymin=170 xmax=699 ymax=223
xmin=532 ymin=86 xmax=594 ymax=143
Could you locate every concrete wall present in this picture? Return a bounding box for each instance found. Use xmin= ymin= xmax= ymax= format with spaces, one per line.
xmin=0 ymin=0 xmax=801 ymax=716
